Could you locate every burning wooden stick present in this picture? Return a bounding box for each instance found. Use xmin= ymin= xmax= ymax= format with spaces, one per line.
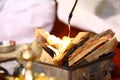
xmin=53 ymin=32 xmax=91 ymax=66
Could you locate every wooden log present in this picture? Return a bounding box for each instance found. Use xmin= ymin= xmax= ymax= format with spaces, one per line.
xmin=35 ymin=27 xmax=62 ymax=50
xmin=85 ymin=37 xmax=118 ymax=62
xmin=68 ymin=29 xmax=115 ymax=67
xmin=72 ymin=32 xmax=90 ymax=45
xmin=70 ymin=38 xmax=118 ymax=68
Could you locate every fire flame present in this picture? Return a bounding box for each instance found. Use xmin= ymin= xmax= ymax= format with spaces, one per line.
xmin=47 ymin=35 xmax=73 ymax=56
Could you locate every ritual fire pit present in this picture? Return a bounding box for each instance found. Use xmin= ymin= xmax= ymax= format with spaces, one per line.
xmin=33 ymin=28 xmax=118 ymax=80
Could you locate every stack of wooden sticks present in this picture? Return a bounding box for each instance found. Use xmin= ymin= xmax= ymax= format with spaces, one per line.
xmin=35 ymin=28 xmax=118 ymax=68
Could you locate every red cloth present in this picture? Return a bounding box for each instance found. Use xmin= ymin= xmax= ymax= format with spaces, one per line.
xmin=111 ymin=47 xmax=120 ymax=80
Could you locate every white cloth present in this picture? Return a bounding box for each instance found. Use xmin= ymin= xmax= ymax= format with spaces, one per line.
xmin=56 ymin=0 xmax=120 ymax=42
xmin=0 ymin=0 xmax=56 ymax=44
